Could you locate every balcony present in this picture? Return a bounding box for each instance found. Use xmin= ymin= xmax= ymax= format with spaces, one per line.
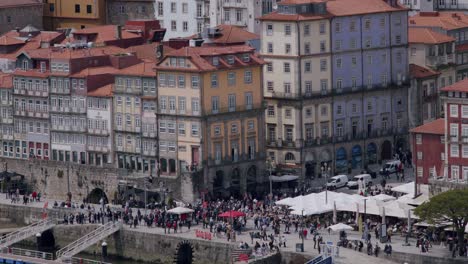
xmin=451 ymin=135 xmax=459 ymax=143
xmin=427 ymin=54 xmax=455 ymax=68
xmin=87 ymin=145 xmax=109 ymax=152
xmin=282 ymin=140 xmax=296 ymax=148
xmin=87 ymin=128 xmax=110 ymax=136
xmin=204 ymin=102 xmax=264 ymax=116
xmin=1 ymin=118 xmax=13 ymax=124
xmin=50 ymin=87 xmax=70 ymax=94
xmin=142 ymin=132 xmax=156 ymax=138
xmin=14 ymin=109 xmax=48 ymax=118
xmin=223 ymin=1 xmax=247 ymax=8
xmin=2 ymin=134 xmax=13 ymax=140
xmin=142 ymin=150 xmax=156 ymax=156
xmin=267 ymin=140 xmax=277 ymax=147
xmin=267 ymin=91 xmax=301 ymax=100
xmin=304 ymin=138 xmax=317 ymax=147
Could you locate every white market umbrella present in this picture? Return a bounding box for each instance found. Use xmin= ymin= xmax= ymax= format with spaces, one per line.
xmin=372 ymin=194 xmax=396 ymax=202
xmin=355 ymin=203 xmax=360 ymax=224
xmin=276 ymin=197 xmax=295 ymax=206
xmin=328 ymin=223 xmax=353 ymax=232
xmin=167 ymin=206 xmax=194 ymax=215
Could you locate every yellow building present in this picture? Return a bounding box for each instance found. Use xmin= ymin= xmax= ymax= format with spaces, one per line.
xmin=156 ymin=45 xmax=266 ymax=197
xmin=43 ymin=0 xmax=106 ymax=30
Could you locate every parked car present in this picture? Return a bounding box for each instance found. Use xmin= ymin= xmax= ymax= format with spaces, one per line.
xmin=326 ymin=175 xmax=349 ymax=190
xmin=363 ymin=168 xmax=377 ymax=179
xmin=379 ymin=160 xmax=401 ymax=175
xmin=347 ymin=174 xmax=372 ymax=189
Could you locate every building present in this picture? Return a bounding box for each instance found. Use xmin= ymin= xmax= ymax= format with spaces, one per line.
xmin=154 ymin=0 xmax=210 ymax=40
xmin=408 ymin=27 xmax=456 ymax=126
xmin=193 ymin=25 xmax=261 ymax=51
xmin=113 ymin=60 xmax=158 ymax=173
xmin=0 ymin=73 xmax=14 ymax=158
xmin=43 ymin=0 xmax=106 ymax=30
xmin=107 ymin=0 xmax=156 ymax=26
xmin=209 ymin=0 xmax=262 ymax=35
xmin=0 ymin=0 xmax=43 ymax=34
xmin=411 ymin=78 xmax=468 ymax=185
xmin=441 ymin=79 xmax=468 ymax=183
xmin=155 ymin=45 xmax=265 ymax=197
xmin=401 ymin=0 xmax=468 ymax=12
xmin=259 ymin=0 xmax=410 ymax=183
xmin=410 ymin=118 xmax=445 ymax=184
xmin=408 ymin=12 xmax=468 ymax=80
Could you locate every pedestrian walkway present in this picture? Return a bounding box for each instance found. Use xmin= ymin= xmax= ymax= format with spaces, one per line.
xmin=0 ymin=219 xmax=56 ymax=248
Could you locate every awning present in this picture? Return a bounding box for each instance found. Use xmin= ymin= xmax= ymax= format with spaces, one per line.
xmin=269 ymin=175 xmax=299 ymax=182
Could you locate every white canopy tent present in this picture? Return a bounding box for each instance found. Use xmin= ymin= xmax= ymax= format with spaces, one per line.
xmin=167 ymin=207 xmax=194 ymax=214
xmin=328 ymin=223 xmax=353 ymax=232
xmin=371 ymin=194 xmax=397 ymax=202
xmin=269 ymin=175 xmax=299 ymax=182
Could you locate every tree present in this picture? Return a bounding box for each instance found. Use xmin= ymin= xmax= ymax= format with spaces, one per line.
xmin=414 ymin=189 xmax=468 ymax=256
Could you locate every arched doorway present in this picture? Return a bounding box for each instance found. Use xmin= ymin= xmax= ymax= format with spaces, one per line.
xmin=381 ymin=140 xmax=392 ymax=160
xmin=305 ymin=153 xmax=315 ymax=180
xmin=38 ymin=230 xmax=55 ymax=250
xmin=174 ymin=241 xmax=194 ymax=264
xmin=335 ymin=147 xmax=347 ymax=173
xmin=213 ymin=170 xmax=224 ymax=190
xmin=352 ymin=145 xmax=362 ymax=169
xmin=246 ymin=166 xmax=257 ymax=195
xmin=367 ymin=143 xmax=377 ymax=164
xmin=87 ymin=188 xmax=108 ymax=204
xmin=230 ymin=168 xmax=241 ymax=198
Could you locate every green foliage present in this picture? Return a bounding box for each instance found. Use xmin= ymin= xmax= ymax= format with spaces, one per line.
xmin=415 ymin=188 xmax=468 ymax=239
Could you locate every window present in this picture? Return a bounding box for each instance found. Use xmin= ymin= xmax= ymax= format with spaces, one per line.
xmin=336 ymin=58 xmax=342 ymax=68
xmin=450 ymin=104 xmax=459 ymax=117
xmin=320 ymin=59 xmax=327 ymax=71
xmin=305 ymin=82 xmax=312 ymax=94
xmin=191 ymin=76 xmax=199 ymax=88
xmin=86 ymin=5 xmax=92 ymax=14
xmin=283 ymin=63 xmax=290 ymax=73
xmin=350 ymin=20 xmax=356 ymax=32
xmin=183 ymin=22 xmax=188 ymax=32
xmin=321 ymin=106 xmax=328 ymax=116
xmin=335 ymin=40 xmax=342 ymax=51
xmin=267 ymin=62 xmax=273 ymax=72
xmin=284 ymin=82 xmax=291 ymax=94
xmin=304 ymin=43 xmax=311 ymax=54
xmin=305 ymin=62 xmax=311 ymax=72
xmin=285 ymin=43 xmax=291 ymax=54
xmin=335 ymin=22 xmax=341 ymax=33
xmin=319 ymin=22 xmax=326 ymax=34
xmin=75 ymin=4 xmax=80 ymax=13
xmin=228 ymin=72 xmax=236 ymax=86
xmin=211 ymin=74 xmax=218 ymax=87
xmin=245 ymin=92 xmax=253 ymax=109
xmin=267 ymin=106 xmax=275 ymax=116
xmin=171 ymin=21 xmax=177 ymax=31
xmin=284 ymin=24 xmax=291 ymax=36
xmin=214 ymin=125 xmax=221 ymax=136
xmin=49 ymin=3 xmax=55 ymax=12
xmin=178 ymin=123 xmax=186 ymax=135
xmin=285 ymin=152 xmax=295 ymax=161
xmin=228 ymin=94 xmax=236 ymax=112
xmin=395 ymin=35 xmax=401 ymax=44
xmin=416 ymin=134 xmax=422 ymax=144
xmin=171 ymin=2 xmax=176 ymax=13
xmin=451 ymin=165 xmax=459 ymax=180
xmin=417 ymin=151 xmax=423 ymax=160
xmin=320 ymin=41 xmax=326 ymax=52
xmin=417 ymin=167 xmax=423 ymax=178
xmin=364 ymin=19 xmax=371 ymax=30
xmin=463 ymin=145 xmax=468 ymax=158
xmin=182 ymin=3 xmax=188 ymax=13
xmin=451 ymin=144 xmax=459 ymax=157
xmin=244 ymin=70 xmax=252 ymax=83
xmin=178 ymin=75 xmax=185 ymax=88
xmin=285 ymin=108 xmax=292 ymax=119
xmin=191 ymin=123 xmax=199 ymax=136
xmin=157 ymin=2 xmax=163 ymax=16
xmin=304 ymin=24 xmax=310 ymax=35
xmin=231 ymin=123 xmax=238 ymax=134
xmin=267 ymin=81 xmax=274 ymax=92
xmin=266 ymin=24 xmax=273 ymax=36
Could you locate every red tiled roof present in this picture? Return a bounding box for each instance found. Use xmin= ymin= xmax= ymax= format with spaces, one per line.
xmin=190 ymin=25 xmax=259 ymax=44
xmin=71 ymin=66 xmax=120 ymax=78
xmin=409 ymin=12 xmax=468 ymax=30
xmin=0 ymin=73 xmax=13 ymax=88
xmin=410 ymin=118 xmax=445 ymax=135
xmin=87 ymin=84 xmax=113 ymax=97
xmin=71 ymin=25 xmax=141 ymax=44
xmin=326 ymin=0 xmax=407 ymax=17
xmin=0 ymin=0 xmax=42 ymax=8
xmin=22 ymin=46 xmax=126 ymax=60
xmin=127 ymin=42 xmax=175 ymax=62
xmin=117 ymin=61 xmax=156 ymax=77
xmin=409 ymin=64 xmax=440 ymax=79
xmin=441 ymin=78 xmax=468 ymax=92
xmin=0 ymin=35 xmax=25 ymax=46
xmin=157 ymin=45 xmax=263 ymax=72
xmin=13 ymin=69 xmax=49 ymax=78
xmin=408 ymin=28 xmax=455 ymax=44
xmin=261 ymin=0 xmax=405 ymax=21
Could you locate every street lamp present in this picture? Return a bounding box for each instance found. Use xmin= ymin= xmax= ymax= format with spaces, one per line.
xmin=266 ymin=158 xmax=275 ymax=197
xmin=321 ymin=163 xmax=331 ymax=204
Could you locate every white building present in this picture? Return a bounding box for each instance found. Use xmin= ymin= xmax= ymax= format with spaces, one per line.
xmin=400 ymin=0 xmax=468 ymax=12
xmin=153 ymin=0 xmax=210 ymax=40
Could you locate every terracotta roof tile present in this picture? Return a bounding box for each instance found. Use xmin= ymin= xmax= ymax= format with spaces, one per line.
xmin=0 ymin=73 xmax=13 ymax=88
xmin=408 ymin=28 xmax=455 ymax=44
xmin=441 ymin=78 xmax=468 ymax=92
xmin=410 ymin=118 xmax=445 ymax=135
xmin=22 ymin=46 xmax=126 ymax=60
xmin=409 ymin=12 xmax=468 ymax=30
xmin=117 ymin=61 xmax=156 ymax=77
xmin=409 ymin=64 xmax=440 ymax=79
xmin=326 ymin=0 xmax=407 ymax=16
xmin=71 ymin=66 xmax=120 ymax=78
xmin=71 ymin=25 xmax=141 ymax=44
xmin=87 ymin=84 xmax=113 ymax=97
xmin=0 ymin=36 xmax=25 ymax=46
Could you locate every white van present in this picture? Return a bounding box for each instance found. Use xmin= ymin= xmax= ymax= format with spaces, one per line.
xmin=379 ymin=160 xmax=402 ymax=175
xmin=326 ymin=175 xmax=349 ymax=189
xmin=347 ymin=174 xmax=372 ymax=189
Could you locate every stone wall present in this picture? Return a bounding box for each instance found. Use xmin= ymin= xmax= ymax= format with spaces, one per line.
xmin=107 ymin=0 xmax=156 ymax=26
xmin=0 ymin=5 xmax=43 ymax=34
xmin=0 ymin=158 xmax=182 ymax=203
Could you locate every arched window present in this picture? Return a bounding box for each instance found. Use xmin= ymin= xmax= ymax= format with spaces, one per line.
xmin=285 ymin=152 xmax=295 ymax=161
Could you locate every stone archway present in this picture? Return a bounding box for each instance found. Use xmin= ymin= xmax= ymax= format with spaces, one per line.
xmin=381 ymin=140 xmax=392 ymax=161
xmin=367 ymin=142 xmax=378 ymax=164
xmin=213 ymin=170 xmax=224 ymax=190
xmin=305 ymin=152 xmax=316 ymax=180
xmin=173 ymin=240 xmax=194 ymax=264
xmin=246 ymin=165 xmax=257 ymax=195
xmin=38 ymin=229 xmax=55 ymax=250
xmin=87 ymin=188 xmax=108 ymax=204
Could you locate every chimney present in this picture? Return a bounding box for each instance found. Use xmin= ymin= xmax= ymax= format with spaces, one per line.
xmin=115 ymin=25 xmax=122 ymax=40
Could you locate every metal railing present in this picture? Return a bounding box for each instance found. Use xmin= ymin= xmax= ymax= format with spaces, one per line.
xmin=56 ymin=221 xmax=122 ymax=261
xmin=0 ymin=219 xmax=56 ymax=248
xmin=0 ymin=246 xmax=54 ymax=260
xmin=70 ymin=257 xmax=112 ymax=264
